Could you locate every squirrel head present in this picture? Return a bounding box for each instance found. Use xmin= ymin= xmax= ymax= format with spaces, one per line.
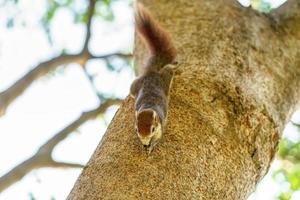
xmin=135 ymin=108 xmax=162 ymax=151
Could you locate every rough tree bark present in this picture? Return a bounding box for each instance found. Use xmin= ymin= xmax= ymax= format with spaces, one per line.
xmin=68 ymin=0 xmax=300 ymax=199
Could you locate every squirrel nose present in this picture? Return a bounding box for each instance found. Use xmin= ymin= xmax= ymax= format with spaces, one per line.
xmin=143 ymin=144 xmax=150 ymax=148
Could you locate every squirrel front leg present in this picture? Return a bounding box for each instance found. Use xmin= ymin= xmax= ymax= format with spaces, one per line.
xmin=130 ymin=77 xmax=143 ymax=98
xmin=159 ymin=64 xmax=177 ymax=96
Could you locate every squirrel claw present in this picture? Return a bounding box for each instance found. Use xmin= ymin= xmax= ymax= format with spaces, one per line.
xmin=143 ymin=144 xmax=154 ymax=154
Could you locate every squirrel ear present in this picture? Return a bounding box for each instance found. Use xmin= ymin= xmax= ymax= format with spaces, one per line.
xmin=152 ymin=110 xmax=157 ymax=120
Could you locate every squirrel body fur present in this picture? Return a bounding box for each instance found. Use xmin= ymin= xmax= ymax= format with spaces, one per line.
xmin=131 ymin=3 xmax=176 ymax=152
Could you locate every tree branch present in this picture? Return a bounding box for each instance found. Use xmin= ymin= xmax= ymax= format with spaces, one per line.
xmin=89 ymin=52 xmax=133 ymax=60
xmin=38 ymin=98 xmax=122 ymax=154
xmin=0 ymin=98 xmax=122 ymax=193
xmin=82 ymin=0 xmax=97 ymax=52
xmin=0 ymin=157 xmax=40 ymax=193
xmin=0 ymin=52 xmax=130 ymax=117
xmin=81 ymin=64 xmax=104 ymax=101
xmin=0 ymin=0 xmax=131 ymax=117
xmin=291 ymin=121 xmax=300 ymax=128
xmin=0 ymin=54 xmax=82 ymax=117
xmin=49 ymin=161 xmax=85 ymax=168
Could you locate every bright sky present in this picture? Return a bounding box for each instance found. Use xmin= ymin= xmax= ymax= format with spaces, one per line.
xmin=239 ymin=0 xmax=287 ymax=7
xmin=0 ymin=0 xmax=299 ymax=199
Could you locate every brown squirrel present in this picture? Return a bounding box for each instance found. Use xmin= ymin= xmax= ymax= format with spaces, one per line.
xmin=130 ymin=3 xmax=177 ymax=152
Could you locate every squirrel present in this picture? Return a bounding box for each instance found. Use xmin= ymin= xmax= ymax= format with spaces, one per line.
xmin=130 ymin=3 xmax=177 ymax=153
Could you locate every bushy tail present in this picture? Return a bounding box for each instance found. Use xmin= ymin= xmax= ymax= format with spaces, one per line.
xmin=135 ymin=3 xmax=176 ymax=64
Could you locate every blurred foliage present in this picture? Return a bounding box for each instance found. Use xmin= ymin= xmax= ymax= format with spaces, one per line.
xmin=6 ymin=17 xmax=15 ymax=28
xmin=0 ymin=0 xmax=133 ymax=81
xmin=274 ymin=123 xmax=300 ymax=200
xmin=1 ymin=0 xmax=116 ymax=43
xmin=42 ymin=0 xmax=115 ymax=44
xmin=251 ymin=0 xmax=272 ymax=13
xmin=28 ymin=192 xmax=36 ymax=200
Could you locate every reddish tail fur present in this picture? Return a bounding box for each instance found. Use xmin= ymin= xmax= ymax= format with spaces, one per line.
xmin=135 ymin=3 xmax=176 ymax=65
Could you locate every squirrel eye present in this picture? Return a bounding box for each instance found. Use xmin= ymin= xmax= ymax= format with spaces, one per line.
xmin=152 ymin=127 xmax=156 ymax=132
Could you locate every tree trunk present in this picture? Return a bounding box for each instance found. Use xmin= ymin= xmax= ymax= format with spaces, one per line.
xmin=68 ymin=0 xmax=300 ymax=199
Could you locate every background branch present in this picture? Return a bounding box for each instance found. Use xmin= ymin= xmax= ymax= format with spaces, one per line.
xmin=0 ymin=0 xmax=131 ymax=117
xmin=49 ymin=161 xmax=85 ymax=169
xmin=0 ymin=98 xmax=122 ymax=193
xmin=291 ymin=121 xmax=300 ymax=128
xmin=82 ymin=0 xmax=97 ymax=52
xmin=0 ymin=52 xmax=130 ymax=117
xmin=81 ymin=64 xmax=104 ymax=101
xmin=0 ymin=0 xmax=130 ymax=196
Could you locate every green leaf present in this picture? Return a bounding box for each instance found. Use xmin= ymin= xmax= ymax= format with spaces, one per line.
xmin=105 ymin=60 xmax=115 ymax=71
xmin=50 ymin=196 xmax=56 ymax=200
xmin=28 ymin=192 xmax=36 ymax=200
xmin=95 ymin=1 xmax=115 ymax=21
xmin=278 ymin=191 xmax=292 ymax=200
xmin=6 ymin=18 xmax=14 ymax=28
xmin=251 ymin=0 xmax=272 ymax=13
xmin=103 ymin=0 xmax=112 ymax=5
xmin=287 ymin=168 xmax=300 ymax=190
